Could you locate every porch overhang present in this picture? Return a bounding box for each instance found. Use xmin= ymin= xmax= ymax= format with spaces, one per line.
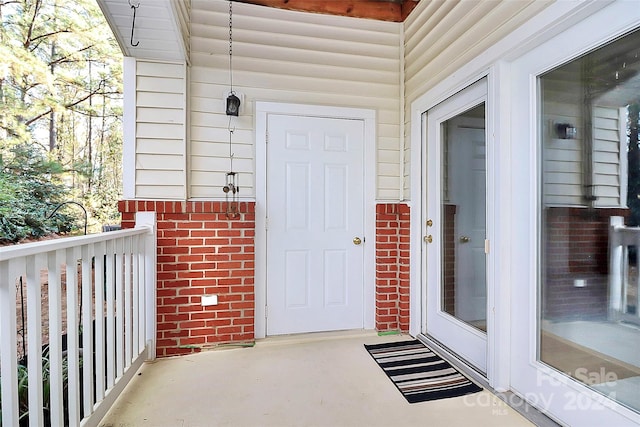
xmin=96 ymin=0 xmax=190 ymax=63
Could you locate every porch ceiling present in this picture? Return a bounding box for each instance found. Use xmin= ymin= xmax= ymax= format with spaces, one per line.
xmin=97 ymin=0 xmax=419 ymax=63
xmin=97 ymin=0 xmax=189 ymax=63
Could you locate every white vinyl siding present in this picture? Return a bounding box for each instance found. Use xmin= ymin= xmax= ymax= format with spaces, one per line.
xmin=541 ymin=65 xmax=626 ymax=208
xmin=189 ymin=1 xmax=402 ymax=200
xmin=135 ymin=60 xmax=187 ymax=199
xmin=541 ymin=67 xmax=583 ymax=206
xmin=593 ymin=106 xmax=627 ymax=208
xmin=402 ymin=0 xmax=552 ymax=200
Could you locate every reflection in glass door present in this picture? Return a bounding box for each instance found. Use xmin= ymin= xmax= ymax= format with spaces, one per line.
xmin=425 ymin=78 xmax=488 ymax=373
xmin=441 ymin=105 xmax=487 ymax=332
xmin=538 ymin=26 xmax=640 ymax=415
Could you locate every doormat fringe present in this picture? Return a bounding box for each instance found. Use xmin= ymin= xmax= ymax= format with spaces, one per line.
xmin=364 ymin=339 xmax=482 ymax=403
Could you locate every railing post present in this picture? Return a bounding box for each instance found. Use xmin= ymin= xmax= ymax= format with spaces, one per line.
xmin=609 ymin=216 xmax=624 ymax=319
xmin=136 ymin=211 xmax=157 ymax=361
xmin=0 ymin=259 xmax=20 ymax=426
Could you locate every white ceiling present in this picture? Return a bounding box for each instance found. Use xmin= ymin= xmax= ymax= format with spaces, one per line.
xmin=97 ymin=0 xmax=189 ymax=63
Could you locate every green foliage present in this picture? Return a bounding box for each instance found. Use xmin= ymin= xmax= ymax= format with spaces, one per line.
xmin=0 ymin=143 xmax=75 ymax=243
xmin=0 ymin=347 xmax=77 ymax=426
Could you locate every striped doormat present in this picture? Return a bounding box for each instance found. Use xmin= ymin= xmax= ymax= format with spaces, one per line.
xmin=364 ymin=339 xmax=482 ymax=403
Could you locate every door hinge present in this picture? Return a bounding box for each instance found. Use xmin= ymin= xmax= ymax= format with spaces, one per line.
xmin=485 ymin=239 xmax=490 ymax=254
xmin=265 ymin=305 xmax=268 ymax=318
xmin=265 ymin=131 xmax=269 ymax=144
xmin=265 ymin=217 xmax=269 ymax=231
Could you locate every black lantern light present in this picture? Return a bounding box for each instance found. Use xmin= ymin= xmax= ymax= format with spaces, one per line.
xmin=226 ymin=92 xmax=240 ymax=116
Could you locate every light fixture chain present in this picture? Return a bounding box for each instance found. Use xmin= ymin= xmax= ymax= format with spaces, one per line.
xmin=229 ymin=0 xmax=233 ymax=92
xmin=228 ymin=116 xmax=234 ymax=173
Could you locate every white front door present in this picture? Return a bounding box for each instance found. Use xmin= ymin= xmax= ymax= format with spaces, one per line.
xmin=266 ymin=114 xmax=365 ymax=335
xmin=425 ymin=78 xmax=488 ymax=372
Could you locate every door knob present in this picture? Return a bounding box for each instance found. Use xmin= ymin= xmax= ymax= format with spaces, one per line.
xmin=424 ymin=235 xmax=433 ymax=243
xmin=459 ymin=236 xmax=471 ymax=243
xmin=426 ymin=219 xmax=433 ymax=227
xmin=353 ymin=237 xmax=362 ymax=245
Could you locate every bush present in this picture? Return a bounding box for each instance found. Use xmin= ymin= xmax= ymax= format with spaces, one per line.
xmin=0 ymin=144 xmax=76 ymax=244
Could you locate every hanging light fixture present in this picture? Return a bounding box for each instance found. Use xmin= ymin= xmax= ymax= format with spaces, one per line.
xmin=226 ymin=92 xmax=241 ymax=116
xmin=223 ymin=0 xmax=240 ymax=219
xmin=225 ymin=0 xmax=240 ymax=116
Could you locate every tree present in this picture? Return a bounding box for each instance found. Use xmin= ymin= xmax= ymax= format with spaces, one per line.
xmin=0 ymin=0 xmax=123 ymax=241
xmin=627 ymin=103 xmax=640 ymax=226
xmin=0 ymin=143 xmax=74 ymax=243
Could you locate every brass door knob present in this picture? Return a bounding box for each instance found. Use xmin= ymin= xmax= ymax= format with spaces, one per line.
xmin=426 ymin=219 xmax=433 ymax=227
xmin=353 ymin=237 xmax=362 ymax=245
xmin=424 ymin=235 xmax=433 ymax=243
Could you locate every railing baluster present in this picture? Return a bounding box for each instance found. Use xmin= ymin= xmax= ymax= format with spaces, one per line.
xmin=81 ymin=243 xmax=95 ymax=418
xmin=125 ymin=236 xmax=133 ymax=368
xmin=622 ymin=245 xmax=629 ymax=313
xmin=48 ymin=250 xmax=65 ymax=426
xmin=115 ymin=237 xmax=125 ymax=377
xmin=132 ymin=235 xmax=140 ymax=355
xmin=27 ymin=254 xmax=45 ymax=427
xmin=66 ymin=247 xmax=81 ymax=426
xmin=0 ymin=259 xmax=20 ymax=426
xmin=105 ymin=239 xmax=116 ymax=388
xmin=609 ymin=217 xmax=623 ymax=318
xmin=94 ymin=240 xmax=106 ymax=401
xmin=608 ymin=217 xmax=640 ymax=324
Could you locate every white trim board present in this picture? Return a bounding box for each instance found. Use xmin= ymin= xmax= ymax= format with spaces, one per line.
xmin=254 ymin=102 xmax=376 ymax=339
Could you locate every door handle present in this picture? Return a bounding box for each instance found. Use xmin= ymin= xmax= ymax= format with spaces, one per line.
xmin=353 ymin=237 xmax=362 ymax=245
xmin=424 ymin=235 xmax=433 ymax=244
xmin=459 ymin=236 xmax=471 ymax=243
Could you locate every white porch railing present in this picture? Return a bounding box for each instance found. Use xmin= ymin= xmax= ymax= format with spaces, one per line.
xmin=0 ymin=212 xmax=156 ymax=427
xmin=608 ymin=216 xmax=640 ymax=325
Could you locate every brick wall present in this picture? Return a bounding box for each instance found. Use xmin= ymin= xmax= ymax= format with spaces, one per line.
xmin=442 ymin=204 xmax=456 ymax=315
xmin=544 ymin=207 xmax=628 ymax=320
xmin=119 ymin=200 xmax=255 ymax=357
xmin=120 ymin=200 xmax=412 ymax=355
xmin=375 ymin=203 xmax=410 ymax=332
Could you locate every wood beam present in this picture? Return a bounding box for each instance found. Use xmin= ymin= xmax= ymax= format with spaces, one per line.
xmin=402 ymin=0 xmax=419 ymax=21
xmin=234 ymin=0 xmax=411 ymax=22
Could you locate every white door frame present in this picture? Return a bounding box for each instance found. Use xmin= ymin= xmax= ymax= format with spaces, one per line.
xmin=255 ymin=102 xmax=376 ymax=339
xmin=409 ymin=67 xmax=507 ymax=391
xmin=406 ymin=1 xmax=608 ymax=395
xmin=425 ymin=79 xmax=489 ymax=373
xmin=509 ymin=2 xmax=640 ymax=425
xmin=409 ymin=1 xmax=640 ymax=424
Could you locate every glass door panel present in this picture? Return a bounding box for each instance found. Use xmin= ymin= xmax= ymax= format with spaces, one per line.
xmin=441 ymin=105 xmax=487 ymax=332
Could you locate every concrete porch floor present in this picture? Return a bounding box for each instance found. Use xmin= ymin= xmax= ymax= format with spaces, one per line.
xmin=99 ymin=331 xmax=535 ymax=427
